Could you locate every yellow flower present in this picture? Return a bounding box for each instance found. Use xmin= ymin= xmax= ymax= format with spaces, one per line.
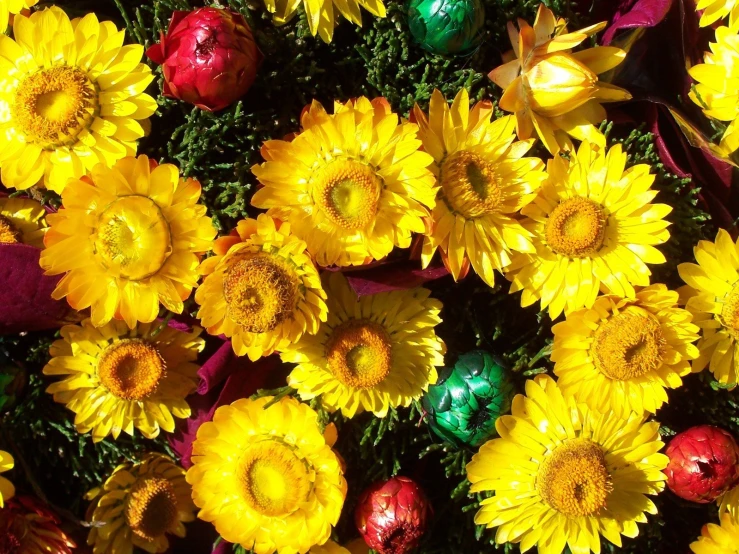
xmin=40 ymin=155 xmax=217 ymax=328
xmin=0 ymin=196 xmax=47 ymax=248
xmin=552 ymin=284 xmax=700 ymax=417
xmin=506 ymin=141 xmax=672 ymax=318
xmin=678 ymin=228 xmax=739 ymax=386
xmin=44 ymin=318 xmax=203 ymax=442
xmin=283 ymin=272 xmax=445 ymax=418
xmin=690 ymin=512 xmax=739 ymax=554
xmin=488 ymin=3 xmax=631 ymax=154
xmin=87 ymin=453 xmax=195 ymax=554
xmin=467 ymin=375 xmax=668 ymax=554
xmin=310 ymin=540 xmax=351 ymax=554
xmin=196 ymin=213 xmax=327 ymax=361
xmin=263 ymin=0 xmax=385 ymax=43
xmin=0 ymin=0 xmax=37 ymax=32
xmin=411 ymin=88 xmax=546 ymax=287
xmin=0 ymin=7 xmax=156 ymax=193
xmin=252 ymin=97 xmax=437 ymax=267
xmin=187 ymin=396 xmax=347 ymax=553
xmin=0 ymin=450 xmax=14 ymax=507
xmin=689 ymin=26 xmax=739 ymax=154
xmin=697 ymin=0 xmax=739 ymax=29
xmin=720 ymin=485 xmax=739 ymax=520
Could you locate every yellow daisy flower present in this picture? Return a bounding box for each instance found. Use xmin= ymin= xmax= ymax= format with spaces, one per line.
xmin=678 ymin=229 xmax=739 ymax=386
xmin=411 ymin=88 xmax=546 ymax=288
xmin=720 ymin=485 xmax=739 ymax=520
xmin=689 ymin=26 xmax=739 ymax=155
xmin=0 ymin=196 xmax=47 ymax=248
xmin=488 ymin=3 xmax=631 ymax=154
xmin=0 ymin=6 xmax=156 ymax=193
xmin=467 ymin=374 xmax=668 ymax=554
xmin=506 ymin=141 xmax=672 ymax=319
xmin=263 ymin=0 xmax=385 ymax=43
xmin=552 ymin=284 xmax=700 ymax=417
xmin=39 ymin=155 xmax=217 ymax=328
xmin=187 ymin=396 xmax=347 ymax=553
xmin=690 ymin=512 xmax=739 ymax=554
xmin=697 ymin=0 xmax=739 ymax=29
xmin=87 ymin=453 xmax=195 ymax=554
xmin=283 ymin=272 xmax=445 ymax=418
xmin=195 ymin=213 xmax=327 ymax=361
xmin=252 ymin=97 xmax=437 ymax=267
xmin=0 ymin=0 xmax=37 ymax=32
xmin=43 ymin=318 xmax=203 ymax=442
xmin=0 ymin=450 xmax=14 ymax=507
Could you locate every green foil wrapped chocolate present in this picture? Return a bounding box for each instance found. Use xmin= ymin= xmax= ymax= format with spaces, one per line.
xmin=407 ymin=0 xmax=485 ymax=56
xmin=422 ymin=350 xmax=514 ymax=447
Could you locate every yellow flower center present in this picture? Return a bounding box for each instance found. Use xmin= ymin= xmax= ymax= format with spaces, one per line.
xmin=92 ymin=196 xmax=172 ymax=281
xmin=0 ymin=215 xmax=21 ymax=244
xmin=312 ymin=160 xmax=381 ymax=230
xmin=440 ymin=151 xmax=503 ymax=218
xmin=125 ymin=477 xmax=180 ymax=542
xmin=719 ymin=281 xmax=739 ymax=340
xmin=97 ymin=339 xmax=165 ymax=401
xmin=545 ymin=197 xmax=608 ymax=258
xmin=13 ymin=66 xmax=97 ymax=149
xmin=223 ymin=253 xmax=300 ymax=333
xmin=591 ymin=306 xmax=667 ymax=380
xmin=238 ymin=441 xmax=312 ymax=517
xmin=326 ymin=319 xmax=392 ymax=389
xmin=537 ymin=439 xmax=613 ymax=517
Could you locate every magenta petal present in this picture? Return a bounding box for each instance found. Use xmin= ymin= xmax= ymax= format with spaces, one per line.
xmin=343 ymin=261 xmax=450 ymax=297
xmin=602 ymin=0 xmax=673 ymax=45
xmin=211 ymin=539 xmax=233 ymax=554
xmin=0 ymin=244 xmax=77 ymax=334
xmin=168 ymin=343 xmax=278 ymax=468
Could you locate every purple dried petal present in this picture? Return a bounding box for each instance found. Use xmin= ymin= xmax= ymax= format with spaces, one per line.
xmin=342 ymin=261 xmax=450 ymax=297
xmin=602 ymin=0 xmax=674 ymax=45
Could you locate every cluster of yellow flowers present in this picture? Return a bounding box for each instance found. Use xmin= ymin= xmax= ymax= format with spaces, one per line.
xmin=1 ymin=2 xmax=739 ymax=554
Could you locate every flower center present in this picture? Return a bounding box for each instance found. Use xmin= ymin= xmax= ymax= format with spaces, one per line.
xmin=238 ymin=441 xmax=312 ymax=517
xmin=13 ymin=66 xmax=97 ymax=149
xmin=125 ymin=477 xmax=179 ymax=542
xmin=223 ymin=253 xmax=300 ymax=333
xmin=326 ymin=319 xmax=392 ymax=389
xmin=536 ymin=439 xmax=613 ymax=517
xmin=440 ymin=151 xmax=503 ymax=218
xmin=92 ymin=196 xmax=172 ymax=281
xmin=545 ymin=197 xmax=608 ymax=258
xmin=97 ymin=339 xmax=165 ymax=401
xmin=719 ymin=281 xmax=739 ymax=340
xmin=591 ymin=306 xmax=667 ymax=380
xmin=0 ymin=216 xmax=21 ymax=244
xmin=312 ymin=160 xmax=382 ymax=230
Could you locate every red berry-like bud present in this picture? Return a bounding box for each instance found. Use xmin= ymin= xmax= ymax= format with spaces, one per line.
xmin=354 ymin=476 xmax=432 ymax=554
xmin=146 ymin=8 xmax=262 ymax=112
xmin=665 ymin=425 xmax=739 ymax=503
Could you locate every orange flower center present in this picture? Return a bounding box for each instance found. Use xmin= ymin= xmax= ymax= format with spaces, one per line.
xmin=537 ymin=439 xmax=612 ymax=517
xmin=0 ymin=216 xmax=21 ymax=244
xmin=440 ymin=150 xmax=503 ymax=218
xmin=92 ymin=195 xmax=172 ymax=281
xmin=237 ymin=441 xmax=312 ymax=517
xmin=326 ymin=319 xmax=392 ymax=389
xmin=545 ymin=197 xmax=607 ymax=258
xmin=719 ymin=281 xmax=739 ymax=340
xmin=312 ymin=160 xmax=381 ymax=230
xmin=223 ymin=253 xmax=300 ymax=333
xmin=125 ymin=477 xmax=180 ymax=542
xmin=97 ymin=339 xmax=165 ymax=400
xmin=591 ymin=306 xmax=667 ymax=380
xmin=13 ymin=66 xmax=97 ymax=149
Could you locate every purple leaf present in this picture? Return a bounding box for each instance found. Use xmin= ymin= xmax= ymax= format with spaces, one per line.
xmin=169 ymin=342 xmax=278 ymax=468
xmin=0 ymin=243 xmax=78 ymax=334
xmin=341 ymin=260 xmax=450 ymax=297
xmin=602 ymin=0 xmax=674 ymax=45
